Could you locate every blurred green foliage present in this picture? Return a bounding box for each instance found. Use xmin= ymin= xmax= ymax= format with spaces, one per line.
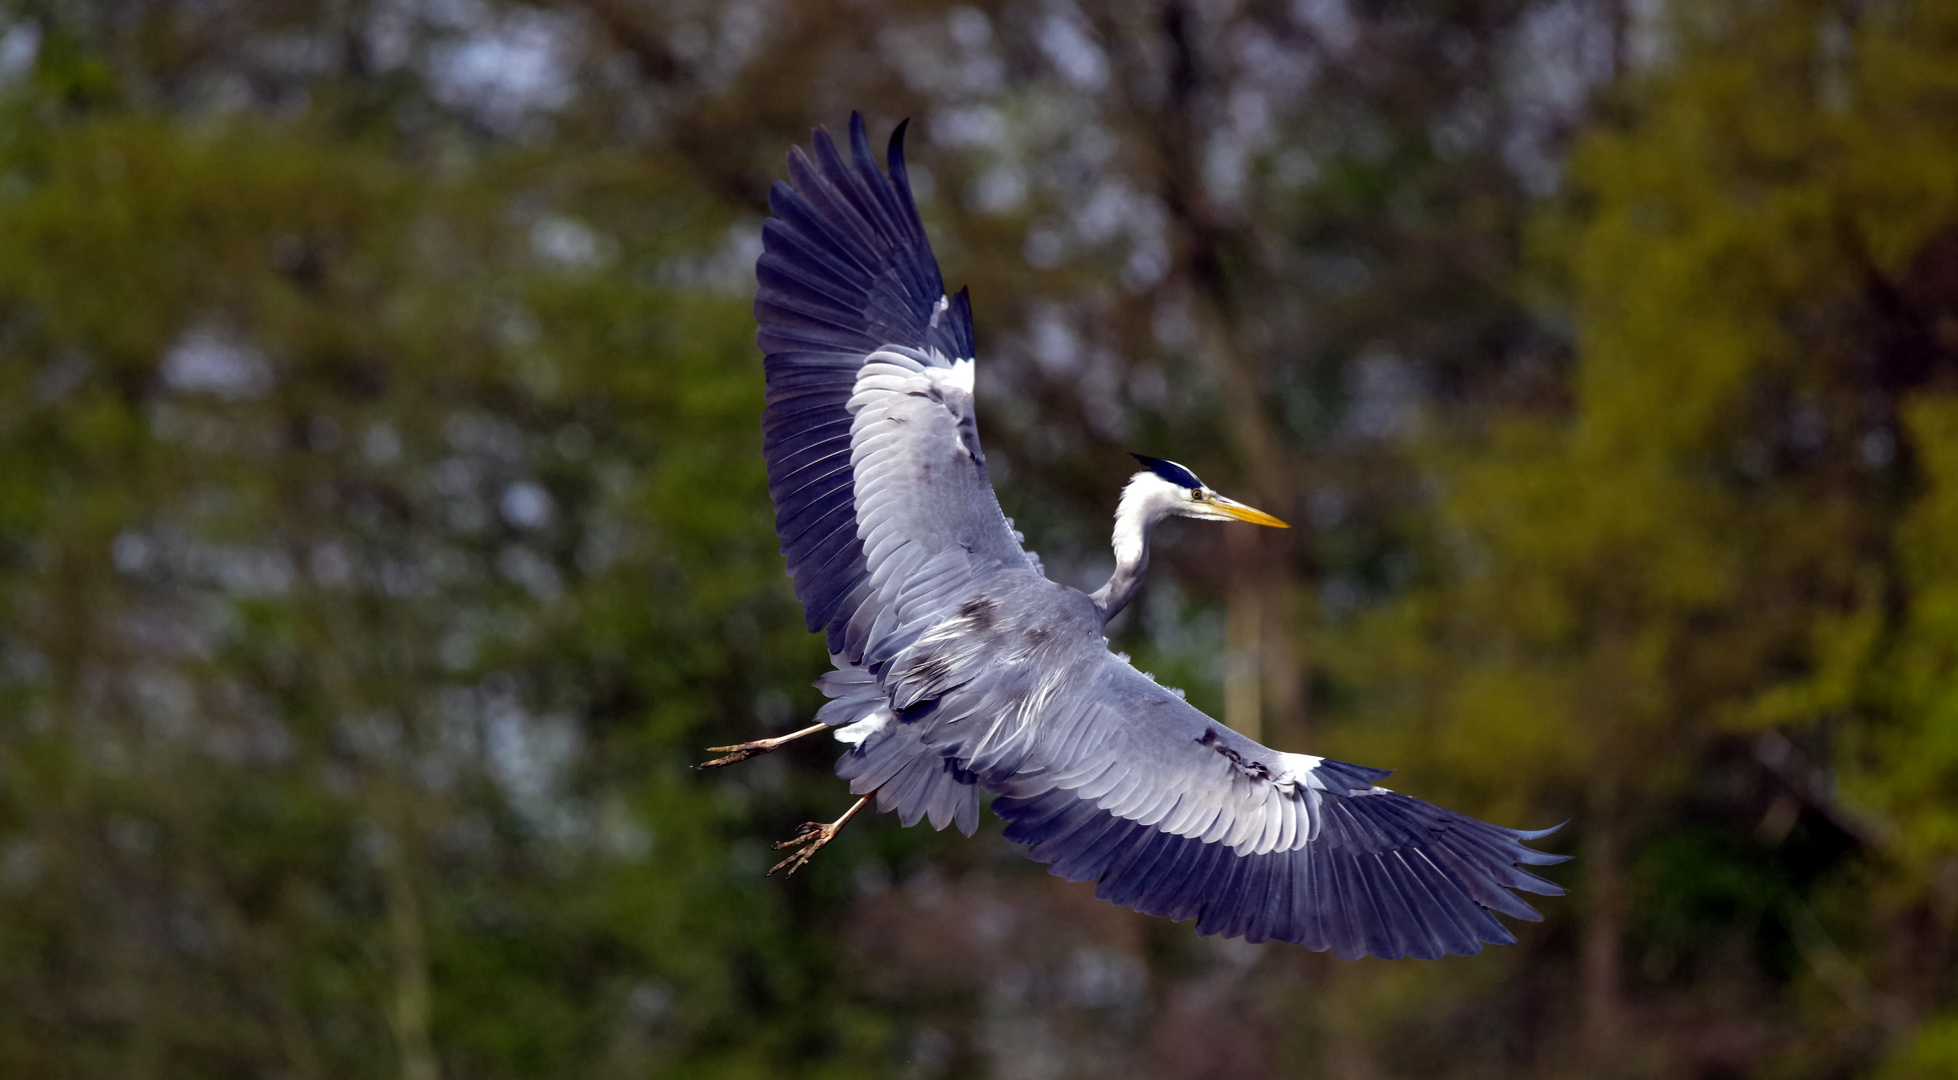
xmin=1322 ymin=1 xmax=1958 ymax=1074
xmin=0 ymin=74 xmax=850 ymax=1080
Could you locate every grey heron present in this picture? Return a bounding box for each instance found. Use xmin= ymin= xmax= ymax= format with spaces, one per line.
xmin=705 ymin=114 xmax=1567 ymax=958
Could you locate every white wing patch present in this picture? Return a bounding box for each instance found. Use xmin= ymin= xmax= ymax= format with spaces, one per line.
xmin=946 ymin=357 xmax=974 ymax=394
xmin=930 ymin=293 xmax=950 ymax=327
xmin=834 ymin=707 xmax=892 ymax=745
xmin=1274 ymin=752 xmax=1327 ymax=792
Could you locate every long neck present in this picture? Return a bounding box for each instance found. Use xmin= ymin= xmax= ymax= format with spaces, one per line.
xmin=1089 ymin=478 xmax=1168 ymax=624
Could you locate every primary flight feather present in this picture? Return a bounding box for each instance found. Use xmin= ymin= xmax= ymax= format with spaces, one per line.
xmin=707 ymin=113 xmax=1567 ymax=959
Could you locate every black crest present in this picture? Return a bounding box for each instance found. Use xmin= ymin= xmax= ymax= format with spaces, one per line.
xmin=1130 ymin=453 xmax=1203 ymax=490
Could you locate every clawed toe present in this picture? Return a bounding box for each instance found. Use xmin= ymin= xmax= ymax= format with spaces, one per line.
xmin=772 ymin=822 xmax=825 ymax=849
xmin=697 ymin=744 xmax=762 ymax=769
xmin=762 ymin=795 xmax=871 ymax=878
xmin=767 ymin=824 xmax=832 ymax=877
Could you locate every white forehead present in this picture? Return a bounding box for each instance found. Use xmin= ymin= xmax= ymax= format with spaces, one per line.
xmin=1122 ymin=470 xmax=1196 ymax=505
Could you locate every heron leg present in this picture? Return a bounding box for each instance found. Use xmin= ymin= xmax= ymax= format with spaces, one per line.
xmin=767 ymin=794 xmax=872 ymax=877
xmin=698 ymin=721 xmax=829 ymax=769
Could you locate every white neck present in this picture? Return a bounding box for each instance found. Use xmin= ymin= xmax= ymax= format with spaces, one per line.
xmin=1091 ymin=472 xmax=1188 ymax=623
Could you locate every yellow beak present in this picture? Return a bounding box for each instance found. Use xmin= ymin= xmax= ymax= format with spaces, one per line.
xmin=1211 ymin=496 xmax=1290 ymax=528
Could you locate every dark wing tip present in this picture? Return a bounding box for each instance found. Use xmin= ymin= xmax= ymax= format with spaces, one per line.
xmin=1512 ymin=819 xmax=1570 ymax=842
xmin=1130 ymin=453 xmax=1204 ymax=490
xmin=1509 ymin=820 xmax=1574 ymax=866
xmin=943 ymin=286 xmax=975 ymax=359
xmin=885 ymin=117 xmax=919 ymax=224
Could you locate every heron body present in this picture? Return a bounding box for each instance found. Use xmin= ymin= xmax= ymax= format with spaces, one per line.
xmin=714 ymin=114 xmax=1568 ymax=959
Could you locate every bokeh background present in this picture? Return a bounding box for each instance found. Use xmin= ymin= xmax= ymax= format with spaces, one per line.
xmin=1 ymin=0 xmax=1955 ymax=1077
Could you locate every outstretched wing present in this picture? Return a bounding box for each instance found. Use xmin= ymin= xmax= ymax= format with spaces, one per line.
xmin=883 ymin=572 xmax=1568 ymax=958
xmin=755 ymin=113 xmax=1030 ymax=659
xmin=758 ymin=115 xmax=1034 ymax=834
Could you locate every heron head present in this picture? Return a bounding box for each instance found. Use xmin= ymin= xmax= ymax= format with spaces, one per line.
xmin=1128 ymin=454 xmax=1289 ymax=529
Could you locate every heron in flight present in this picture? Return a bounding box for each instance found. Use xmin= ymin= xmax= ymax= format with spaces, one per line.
xmin=704 ymin=115 xmax=1566 ymax=958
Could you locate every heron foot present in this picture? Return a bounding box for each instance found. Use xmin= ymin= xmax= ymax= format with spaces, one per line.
xmin=698 ymin=741 xmax=770 ymax=769
xmin=766 ymin=795 xmax=871 ymax=877
xmin=697 ymin=722 xmax=829 ymax=769
xmin=766 ymin=823 xmax=835 ymax=877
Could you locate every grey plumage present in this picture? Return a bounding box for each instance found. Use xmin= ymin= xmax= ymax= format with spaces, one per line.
xmin=748 ymin=113 xmax=1567 ymax=957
